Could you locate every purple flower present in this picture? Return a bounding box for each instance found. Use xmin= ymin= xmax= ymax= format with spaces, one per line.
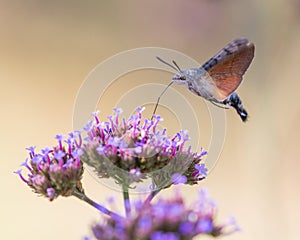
xmin=195 ymin=163 xmax=208 ymax=177
xmin=197 ymin=218 xmax=214 ymax=233
xmin=16 ymin=132 xmax=84 ymax=201
xmin=46 ymin=188 xmax=56 ymax=201
xmin=25 ymin=146 xmax=36 ymax=158
xmin=136 ymin=106 xmax=145 ymax=114
xmin=25 ymin=146 xmax=36 ymax=154
xmin=137 ymin=216 xmax=152 ymax=235
xmin=129 ymin=168 xmax=141 ymax=181
xmin=90 ymin=189 xmax=239 ymax=239
xmin=41 ymin=147 xmax=51 ymax=156
xmin=92 ymin=111 xmax=100 ymax=124
xmin=96 ymin=145 xmax=105 ymax=155
xmin=53 ymin=150 xmax=65 ymax=160
xmin=71 ymin=148 xmax=83 ymax=158
xmin=179 ymin=222 xmax=194 ymax=235
xmin=31 ymin=154 xmax=43 ymax=164
xmin=151 ymin=232 xmax=179 ymax=240
xmin=113 ymin=108 xmax=123 ymax=115
xmin=14 ymin=169 xmax=28 ymax=183
xmin=171 ymin=173 xmax=187 ymax=184
xmin=83 ymin=120 xmax=93 ymax=132
xmin=81 ymin=107 xmax=207 ymax=188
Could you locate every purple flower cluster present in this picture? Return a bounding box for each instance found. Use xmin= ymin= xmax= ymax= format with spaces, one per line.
xmin=81 ymin=107 xmax=208 ymax=188
xmin=15 ymin=133 xmax=84 ymax=201
xmin=15 ymin=106 xmax=239 ymax=239
xmin=89 ymin=189 xmax=239 ymax=240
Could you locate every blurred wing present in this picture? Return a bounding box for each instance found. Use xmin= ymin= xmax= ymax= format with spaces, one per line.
xmin=201 ymin=38 xmax=255 ymax=100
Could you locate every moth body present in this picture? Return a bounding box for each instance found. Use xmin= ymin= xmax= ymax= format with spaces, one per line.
xmin=172 ymin=68 xmax=220 ymax=101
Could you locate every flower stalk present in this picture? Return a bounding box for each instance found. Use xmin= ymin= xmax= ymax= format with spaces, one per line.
xmin=122 ymin=184 xmax=131 ymax=216
xmin=72 ymin=188 xmax=123 ymax=220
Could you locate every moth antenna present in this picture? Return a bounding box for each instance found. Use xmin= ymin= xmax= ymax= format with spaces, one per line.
xmin=156 ymin=56 xmax=179 ymax=72
xmin=151 ymin=81 xmax=174 ymax=120
xmin=172 ymin=60 xmax=182 ymax=72
xmin=153 ymin=56 xmax=180 ymax=119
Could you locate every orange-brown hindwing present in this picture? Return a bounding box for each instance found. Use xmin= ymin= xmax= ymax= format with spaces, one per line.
xmin=202 ymin=38 xmax=255 ymax=100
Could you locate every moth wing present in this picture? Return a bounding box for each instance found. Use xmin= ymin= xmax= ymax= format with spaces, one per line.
xmin=201 ymin=38 xmax=254 ymax=100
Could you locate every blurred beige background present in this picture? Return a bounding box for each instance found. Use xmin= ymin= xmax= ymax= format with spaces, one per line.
xmin=1 ymin=0 xmax=300 ymax=239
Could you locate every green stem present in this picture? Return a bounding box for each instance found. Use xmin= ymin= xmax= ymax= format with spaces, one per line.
xmin=144 ymin=178 xmax=170 ymax=205
xmin=122 ymin=184 xmax=131 ymax=216
xmin=144 ymin=187 xmax=162 ymax=205
xmin=72 ymin=188 xmax=123 ymax=220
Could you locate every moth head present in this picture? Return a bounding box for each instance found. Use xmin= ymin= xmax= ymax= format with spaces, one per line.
xmin=172 ymin=68 xmax=203 ymax=84
xmin=156 ymin=57 xmax=188 ymax=84
xmin=172 ymin=72 xmax=187 ymax=84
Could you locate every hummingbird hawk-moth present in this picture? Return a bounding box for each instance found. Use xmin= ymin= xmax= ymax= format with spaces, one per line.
xmin=155 ymin=37 xmax=255 ymax=122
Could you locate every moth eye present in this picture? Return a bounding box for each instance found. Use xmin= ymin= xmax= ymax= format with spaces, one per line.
xmin=180 ymin=76 xmax=186 ymax=80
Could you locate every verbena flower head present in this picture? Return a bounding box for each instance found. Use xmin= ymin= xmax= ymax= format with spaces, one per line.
xmin=81 ymin=107 xmax=208 ymax=189
xmin=15 ymin=133 xmax=84 ymax=201
xmin=89 ymin=189 xmax=239 ymax=240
